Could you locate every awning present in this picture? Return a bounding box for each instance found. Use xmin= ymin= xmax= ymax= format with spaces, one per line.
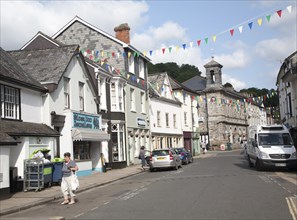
xmin=72 ymin=128 xmax=110 ymax=141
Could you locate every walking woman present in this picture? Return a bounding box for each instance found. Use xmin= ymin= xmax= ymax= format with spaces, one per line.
xmin=61 ymin=152 xmax=78 ymax=205
xmin=139 ymin=146 xmax=146 ymax=171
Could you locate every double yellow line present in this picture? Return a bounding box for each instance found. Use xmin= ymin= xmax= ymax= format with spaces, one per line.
xmin=286 ymin=197 xmax=297 ymax=220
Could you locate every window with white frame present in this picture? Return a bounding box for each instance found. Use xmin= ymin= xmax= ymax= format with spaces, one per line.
xmin=79 ymin=82 xmax=84 ymax=111
xmin=130 ymin=88 xmax=135 ymax=111
xmin=110 ymin=81 xmax=124 ymax=112
xmin=128 ymin=54 xmax=135 ymax=74
xmin=0 ymin=84 xmax=20 ymax=120
xmin=118 ymin=84 xmax=124 ymax=111
xmin=184 ymin=112 xmax=188 ymax=126
xmin=111 ymin=82 xmax=117 ymax=111
xmin=173 ymin=114 xmax=177 ymax=128
xmin=139 ymin=58 xmax=145 ymax=79
xmin=166 ymin=113 xmax=169 ymax=127
xmin=64 ymin=77 xmax=70 ymax=109
xmin=157 ymin=111 xmax=161 ymax=127
xmin=73 ymin=141 xmax=90 ymax=160
xmin=99 ymin=78 xmax=107 ymax=110
xmin=141 ymin=92 xmax=145 ymax=113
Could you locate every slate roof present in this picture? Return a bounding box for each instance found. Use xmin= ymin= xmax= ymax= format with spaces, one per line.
xmin=148 ymin=73 xmax=167 ymax=94
xmin=8 ymin=45 xmax=79 ymax=85
xmin=21 ymin=31 xmax=65 ymax=50
xmin=0 ymin=132 xmax=19 ymax=145
xmin=168 ymin=76 xmax=197 ymax=94
xmin=182 ymin=75 xmax=207 ymax=92
xmin=0 ymin=47 xmax=46 ymax=91
xmin=0 ymin=120 xmax=60 ymax=137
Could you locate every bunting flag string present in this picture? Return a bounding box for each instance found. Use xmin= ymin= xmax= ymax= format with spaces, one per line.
xmin=79 ymin=5 xmax=293 ymax=60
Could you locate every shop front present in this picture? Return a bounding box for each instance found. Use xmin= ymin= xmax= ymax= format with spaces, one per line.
xmin=183 ymin=131 xmax=192 ymax=153
xmin=62 ymin=112 xmax=110 ymax=176
xmin=151 ymin=133 xmax=183 ymax=149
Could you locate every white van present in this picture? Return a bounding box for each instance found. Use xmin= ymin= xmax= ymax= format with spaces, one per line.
xmin=246 ymin=125 xmax=297 ymax=171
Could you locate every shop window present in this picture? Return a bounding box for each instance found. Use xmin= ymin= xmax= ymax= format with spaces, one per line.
xmin=73 ymin=141 xmax=91 ymax=160
xmin=111 ymin=124 xmax=125 ymax=162
xmin=0 ymin=84 xmax=20 ymax=120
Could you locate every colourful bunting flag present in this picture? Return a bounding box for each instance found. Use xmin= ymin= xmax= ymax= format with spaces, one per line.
xmin=190 ymin=42 xmax=193 ymax=48
xmin=197 ymin=40 xmax=201 ymax=46
xmin=162 ymin=48 xmax=165 ymax=54
xmin=182 ymin=44 xmax=186 ymax=50
xmin=257 ymin=18 xmax=263 ymax=26
xmin=248 ymin=22 xmax=253 ymax=30
xmin=230 ymin=29 xmax=234 ymax=36
xmin=128 ymin=52 xmax=131 ymax=58
xmin=169 ymin=47 xmax=172 ymax=53
xmin=176 ymin=46 xmax=180 ymax=51
xmin=277 ymin=10 xmax=282 ymax=17
xmin=212 ymin=35 xmax=217 ymax=42
xmin=205 ymin=38 xmax=208 ymax=44
xmin=266 ymin=15 xmax=271 ymax=22
xmin=149 ymin=50 xmax=153 ymax=56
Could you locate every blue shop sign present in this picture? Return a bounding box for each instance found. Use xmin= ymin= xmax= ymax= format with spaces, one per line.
xmin=73 ymin=113 xmax=100 ymax=129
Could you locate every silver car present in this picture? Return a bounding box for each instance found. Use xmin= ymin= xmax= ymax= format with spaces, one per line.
xmin=149 ymin=148 xmax=182 ymax=171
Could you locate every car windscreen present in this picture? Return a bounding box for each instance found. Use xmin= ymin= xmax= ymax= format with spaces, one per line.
xmin=152 ymin=150 xmax=169 ymax=156
xmin=258 ymin=133 xmax=293 ymax=146
xmin=174 ymin=148 xmax=184 ymax=154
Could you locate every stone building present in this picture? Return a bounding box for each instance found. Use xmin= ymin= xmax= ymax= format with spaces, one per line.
xmin=183 ymin=59 xmax=266 ymax=149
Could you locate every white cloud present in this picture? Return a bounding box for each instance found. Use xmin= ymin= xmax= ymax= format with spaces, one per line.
xmin=0 ymin=1 xmax=149 ymax=50
xmin=222 ymin=74 xmax=247 ymax=91
xmin=131 ymin=21 xmax=189 ymax=51
xmin=210 ymin=49 xmax=251 ymax=70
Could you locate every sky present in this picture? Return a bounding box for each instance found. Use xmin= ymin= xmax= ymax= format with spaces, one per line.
xmin=1 ymin=0 xmax=296 ymax=91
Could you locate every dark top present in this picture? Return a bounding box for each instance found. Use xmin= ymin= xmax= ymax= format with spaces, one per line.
xmin=62 ymin=160 xmax=77 ymax=177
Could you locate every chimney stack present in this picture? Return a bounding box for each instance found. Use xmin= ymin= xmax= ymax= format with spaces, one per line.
xmin=114 ymin=23 xmax=130 ymax=44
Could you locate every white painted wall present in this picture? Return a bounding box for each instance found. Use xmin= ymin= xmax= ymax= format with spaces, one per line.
xmin=0 ymin=146 xmax=10 ymax=189
xmin=21 ymin=88 xmax=43 ymax=123
xmin=150 ymin=98 xmax=183 ymax=135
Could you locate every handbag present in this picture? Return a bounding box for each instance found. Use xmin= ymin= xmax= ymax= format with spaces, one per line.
xmin=71 ymin=172 xmax=79 ymax=191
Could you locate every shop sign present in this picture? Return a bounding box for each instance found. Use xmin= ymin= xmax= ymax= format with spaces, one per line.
xmin=137 ymin=118 xmax=146 ymax=127
xmin=73 ymin=112 xmax=101 ymax=129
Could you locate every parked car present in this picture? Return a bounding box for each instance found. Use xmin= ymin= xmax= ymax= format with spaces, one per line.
xmin=174 ymin=148 xmax=193 ymax=164
xmin=149 ymin=148 xmax=182 ymax=171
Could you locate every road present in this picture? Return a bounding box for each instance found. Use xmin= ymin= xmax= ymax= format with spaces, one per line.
xmin=3 ymin=150 xmax=297 ymax=220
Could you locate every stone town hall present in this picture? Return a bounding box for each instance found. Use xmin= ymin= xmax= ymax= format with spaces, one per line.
xmin=183 ymin=59 xmax=265 ymax=149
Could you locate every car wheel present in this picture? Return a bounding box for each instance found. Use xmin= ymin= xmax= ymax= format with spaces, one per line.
xmin=255 ymin=159 xmax=263 ymax=171
xmin=175 ymin=163 xmax=178 ymax=170
xmin=247 ymin=155 xmax=253 ymax=168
